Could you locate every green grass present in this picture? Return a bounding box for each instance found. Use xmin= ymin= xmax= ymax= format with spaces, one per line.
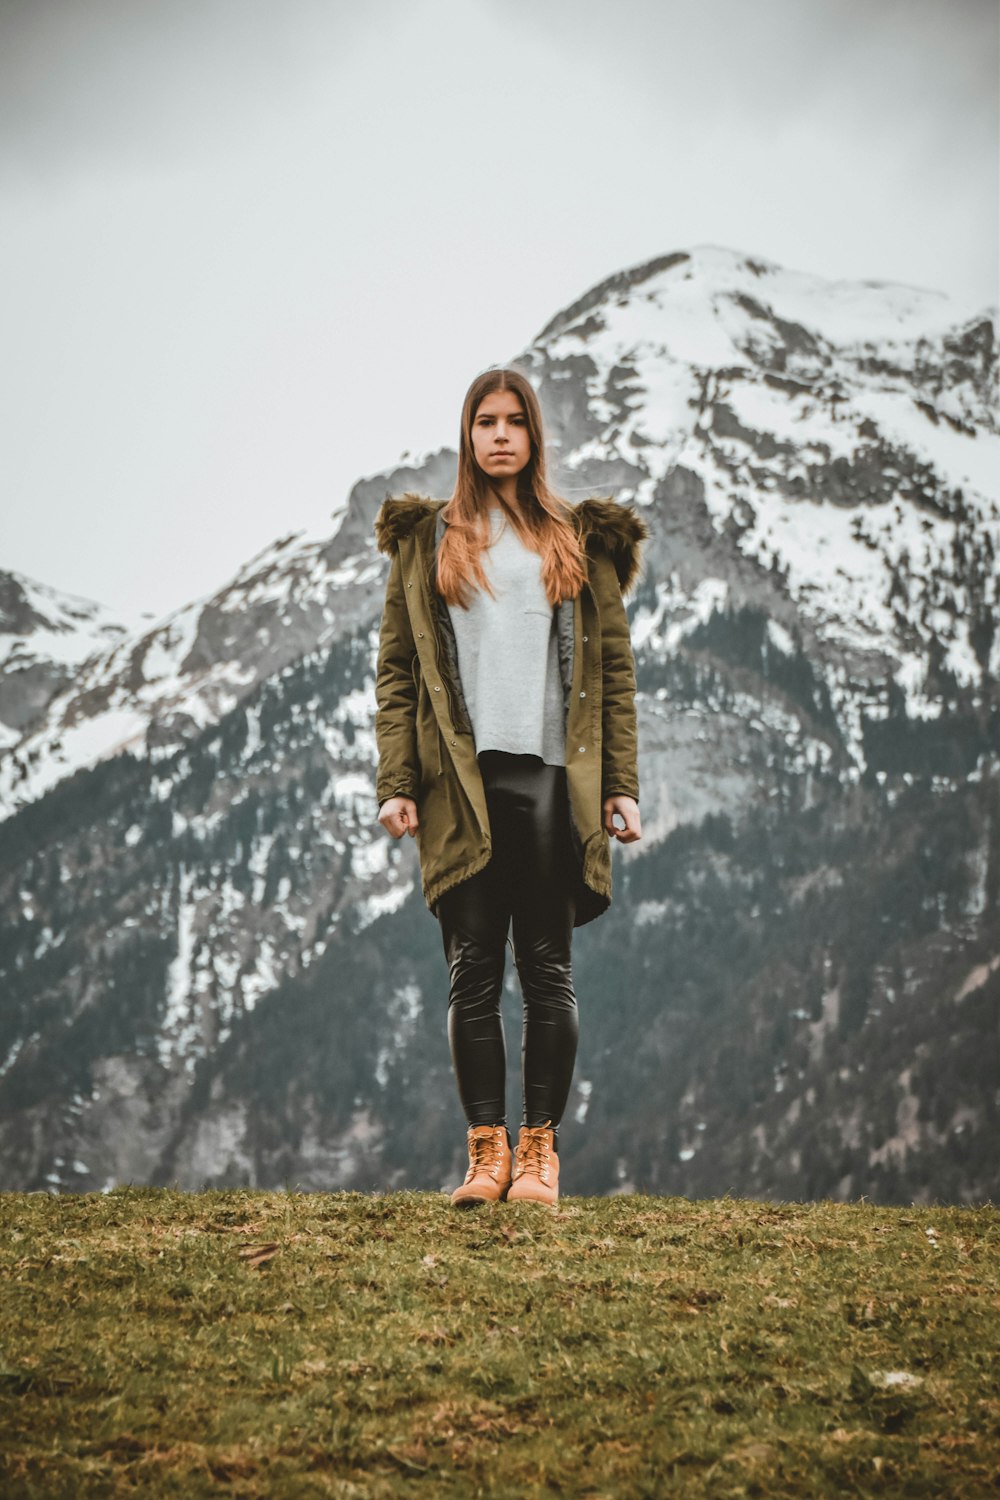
xmin=1 ymin=1189 xmax=997 ymax=1497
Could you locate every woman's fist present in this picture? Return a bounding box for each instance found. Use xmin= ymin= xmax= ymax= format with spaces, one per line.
xmin=378 ymin=795 xmax=419 ymax=839
xmin=603 ymin=794 xmax=641 ymax=844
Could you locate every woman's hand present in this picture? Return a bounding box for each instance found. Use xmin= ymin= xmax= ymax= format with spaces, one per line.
xmin=378 ymin=795 xmax=420 ymax=839
xmin=603 ymin=794 xmax=641 ymax=844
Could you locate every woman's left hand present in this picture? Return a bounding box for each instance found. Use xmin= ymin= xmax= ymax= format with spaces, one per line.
xmin=603 ymin=795 xmax=642 ymax=843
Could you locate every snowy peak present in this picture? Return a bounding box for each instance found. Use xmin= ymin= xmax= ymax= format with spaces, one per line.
xmin=0 ymin=450 xmax=463 ymax=820
xmin=0 ymin=568 xmax=129 ymax=653
xmin=0 ymin=505 xmax=387 ymax=815
xmin=520 ymin=244 xmax=999 ymax=735
xmin=537 ymin=243 xmax=995 ymax=424
xmin=0 ymin=569 xmax=132 ymax=750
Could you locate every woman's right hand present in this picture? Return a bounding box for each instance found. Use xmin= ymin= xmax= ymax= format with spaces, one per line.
xmin=378 ymin=795 xmax=419 ymax=839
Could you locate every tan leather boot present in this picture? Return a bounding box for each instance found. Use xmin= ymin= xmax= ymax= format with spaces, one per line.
xmin=507 ymin=1122 xmax=559 ymax=1206
xmin=450 ymin=1123 xmax=513 ymax=1207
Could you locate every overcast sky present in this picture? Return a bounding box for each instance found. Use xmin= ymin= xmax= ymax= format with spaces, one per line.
xmin=2 ymin=0 xmax=997 ymax=627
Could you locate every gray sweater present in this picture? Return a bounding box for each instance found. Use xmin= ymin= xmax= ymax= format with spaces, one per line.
xmin=446 ymin=507 xmax=566 ymax=766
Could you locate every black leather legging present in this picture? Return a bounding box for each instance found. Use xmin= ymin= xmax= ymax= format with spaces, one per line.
xmin=435 ymin=749 xmax=579 ymax=1138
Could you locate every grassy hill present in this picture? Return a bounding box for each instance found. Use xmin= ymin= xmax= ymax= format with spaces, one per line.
xmin=1 ymin=1189 xmax=997 ymax=1497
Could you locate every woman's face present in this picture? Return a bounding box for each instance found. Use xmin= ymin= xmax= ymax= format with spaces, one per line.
xmin=470 ymin=390 xmax=531 ymax=486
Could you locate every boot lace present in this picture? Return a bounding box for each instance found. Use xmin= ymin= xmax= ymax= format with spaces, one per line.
xmin=468 ymin=1127 xmax=505 ymax=1178
xmin=515 ymin=1126 xmax=552 ymax=1176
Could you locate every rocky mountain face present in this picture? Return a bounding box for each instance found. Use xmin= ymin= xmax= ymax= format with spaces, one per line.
xmin=1 ymin=245 xmax=997 ymax=1202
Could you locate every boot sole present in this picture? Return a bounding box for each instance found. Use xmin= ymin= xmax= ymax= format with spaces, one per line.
xmin=450 ymin=1190 xmax=510 ymax=1208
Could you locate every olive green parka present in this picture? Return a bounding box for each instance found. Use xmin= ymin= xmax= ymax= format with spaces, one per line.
xmin=373 ymin=493 xmax=649 ymax=927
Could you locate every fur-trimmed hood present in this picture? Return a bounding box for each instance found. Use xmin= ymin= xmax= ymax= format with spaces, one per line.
xmin=374 ymin=492 xmax=649 ymax=594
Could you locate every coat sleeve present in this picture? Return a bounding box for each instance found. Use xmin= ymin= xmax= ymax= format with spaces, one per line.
xmin=374 ymin=547 xmax=420 ymax=807
xmin=592 ymin=549 xmax=640 ymax=805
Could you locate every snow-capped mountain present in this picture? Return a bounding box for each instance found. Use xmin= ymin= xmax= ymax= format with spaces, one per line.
xmin=0 ymin=450 xmax=460 ymax=818
xmin=1 ymin=245 xmax=997 ymax=1203
xmin=517 ymin=245 xmax=998 ymax=836
xmin=0 ymin=570 xmax=135 ymax=753
xmin=4 ymin=246 xmax=995 ymax=824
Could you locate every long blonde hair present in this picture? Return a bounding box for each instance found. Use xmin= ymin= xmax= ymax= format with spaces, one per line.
xmin=437 ymin=367 xmax=588 ymax=609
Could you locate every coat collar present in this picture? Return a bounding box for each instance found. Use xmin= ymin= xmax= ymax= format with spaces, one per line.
xmin=374 ymin=492 xmax=648 ymax=594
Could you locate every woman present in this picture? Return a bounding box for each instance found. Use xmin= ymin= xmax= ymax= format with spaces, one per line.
xmin=373 ymin=366 xmax=648 ymax=1208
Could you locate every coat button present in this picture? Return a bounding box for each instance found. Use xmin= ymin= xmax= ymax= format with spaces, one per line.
xmin=579 ymin=690 xmax=586 ymax=698
xmin=578 ymin=745 xmax=586 ymax=753
xmin=583 ymin=634 xmax=588 ymax=642
xmin=407 ymin=581 xmax=413 ymax=588
xmin=433 ymin=685 xmax=441 ymax=692
xmin=417 ymin=631 xmax=424 ymax=637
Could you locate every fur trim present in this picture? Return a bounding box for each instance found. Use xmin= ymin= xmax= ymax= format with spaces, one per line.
xmin=373 ymin=490 xmax=649 ymax=593
xmin=574 ymin=497 xmax=650 ymax=594
xmin=373 ymin=492 xmax=442 ymax=555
